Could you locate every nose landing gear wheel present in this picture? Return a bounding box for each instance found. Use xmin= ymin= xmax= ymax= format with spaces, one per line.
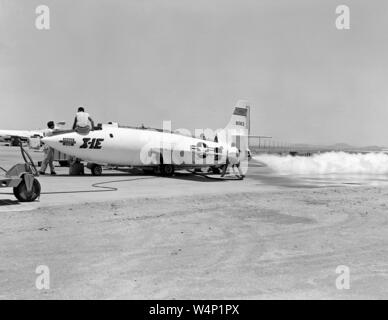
xmin=210 ymin=167 xmax=221 ymax=174
xmin=91 ymin=164 xmax=103 ymax=176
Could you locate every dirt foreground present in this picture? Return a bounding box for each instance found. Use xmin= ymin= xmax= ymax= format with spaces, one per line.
xmin=1 ymin=184 xmax=388 ymax=299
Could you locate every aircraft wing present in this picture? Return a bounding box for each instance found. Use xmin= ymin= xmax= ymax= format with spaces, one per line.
xmin=0 ymin=122 xmax=66 ymax=140
xmin=0 ymin=129 xmax=44 ymax=139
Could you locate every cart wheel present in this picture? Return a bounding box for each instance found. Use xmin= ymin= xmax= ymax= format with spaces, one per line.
xmin=13 ymin=178 xmax=41 ymax=202
xmin=91 ymin=164 xmax=102 ymax=176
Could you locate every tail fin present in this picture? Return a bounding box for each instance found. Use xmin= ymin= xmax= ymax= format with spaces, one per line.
xmin=216 ymin=100 xmax=250 ymax=159
xmin=224 ymin=100 xmax=250 ymax=135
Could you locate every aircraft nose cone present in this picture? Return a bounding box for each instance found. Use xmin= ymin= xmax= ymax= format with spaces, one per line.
xmin=42 ymin=134 xmax=79 ymax=151
xmin=41 ymin=136 xmax=57 ymax=147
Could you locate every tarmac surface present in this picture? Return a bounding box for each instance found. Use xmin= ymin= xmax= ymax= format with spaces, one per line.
xmin=0 ymin=145 xmax=387 ymax=299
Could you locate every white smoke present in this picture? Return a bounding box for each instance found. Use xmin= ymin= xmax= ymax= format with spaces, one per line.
xmin=254 ymin=152 xmax=388 ymax=175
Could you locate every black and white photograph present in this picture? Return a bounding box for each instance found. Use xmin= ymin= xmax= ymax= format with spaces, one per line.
xmin=0 ymin=0 xmax=387 ymax=303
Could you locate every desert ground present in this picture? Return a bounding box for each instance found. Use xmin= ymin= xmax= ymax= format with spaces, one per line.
xmin=0 ymin=145 xmax=387 ymax=299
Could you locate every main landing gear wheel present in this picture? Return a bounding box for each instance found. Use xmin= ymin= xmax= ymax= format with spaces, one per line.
xmin=160 ymin=164 xmax=175 ymax=177
xmin=13 ymin=178 xmax=41 ymax=202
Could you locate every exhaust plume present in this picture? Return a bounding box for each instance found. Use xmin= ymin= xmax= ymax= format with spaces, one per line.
xmin=254 ymin=152 xmax=388 ymax=175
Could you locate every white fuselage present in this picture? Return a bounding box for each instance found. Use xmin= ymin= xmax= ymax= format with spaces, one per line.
xmin=43 ymin=127 xmax=227 ymax=167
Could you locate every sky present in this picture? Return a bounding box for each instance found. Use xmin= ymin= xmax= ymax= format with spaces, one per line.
xmin=1 ymin=0 xmax=388 ymax=146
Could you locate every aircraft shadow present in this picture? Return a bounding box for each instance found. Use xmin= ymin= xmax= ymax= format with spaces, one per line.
xmin=42 ymin=173 xmax=142 ymax=178
xmin=43 ymin=171 xmax=228 ymax=182
xmin=169 ymin=172 xmax=227 ymax=182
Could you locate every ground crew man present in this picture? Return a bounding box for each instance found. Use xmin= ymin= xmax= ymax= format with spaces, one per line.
xmin=39 ymin=121 xmax=56 ymax=175
xmin=221 ymin=142 xmax=245 ymax=179
xmin=72 ymin=106 xmax=95 ymax=133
